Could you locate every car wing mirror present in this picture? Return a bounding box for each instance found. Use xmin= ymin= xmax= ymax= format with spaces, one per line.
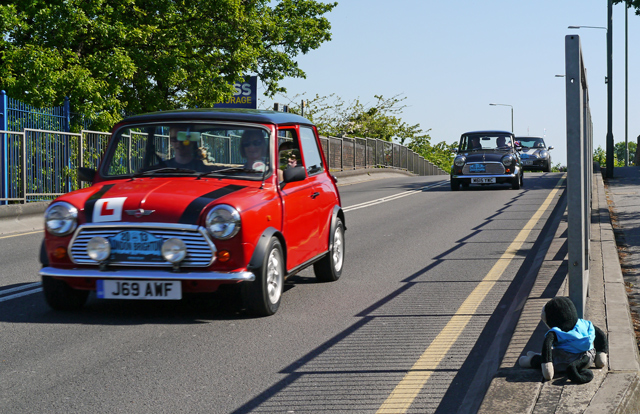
xmin=283 ymin=165 xmax=306 ymax=183
xmin=548 ymin=145 xmax=554 ymax=150
xmin=78 ymin=167 xmax=96 ymax=183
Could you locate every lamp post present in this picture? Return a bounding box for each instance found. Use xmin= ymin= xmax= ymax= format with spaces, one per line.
xmin=569 ymin=5 xmax=613 ymax=176
xmin=489 ymin=103 xmax=513 ymax=133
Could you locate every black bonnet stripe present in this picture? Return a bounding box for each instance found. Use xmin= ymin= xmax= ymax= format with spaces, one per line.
xmin=84 ymin=184 xmax=115 ymax=223
xmin=179 ymin=185 xmax=246 ymax=224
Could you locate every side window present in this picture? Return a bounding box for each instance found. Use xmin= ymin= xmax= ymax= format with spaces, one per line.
xmin=299 ymin=126 xmax=324 ymax=176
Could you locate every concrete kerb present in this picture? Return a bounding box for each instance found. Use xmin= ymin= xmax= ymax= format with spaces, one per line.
xmin=478 ymin=171 xmax=640 ymax=414
xmin=0 ymin=201 xmax=49 ymax=236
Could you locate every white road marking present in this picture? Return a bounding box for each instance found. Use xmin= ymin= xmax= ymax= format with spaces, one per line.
xmin=343 ymin=181 xmax=448 ymax=212
xmin=0 ymin=282 xmax=43 ymax=303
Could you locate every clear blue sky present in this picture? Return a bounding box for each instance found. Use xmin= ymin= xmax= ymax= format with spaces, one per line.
xmin=261 ymin=0 xmax=640 ymax=167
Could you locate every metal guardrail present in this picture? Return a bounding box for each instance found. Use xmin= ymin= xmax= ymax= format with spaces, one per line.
xmin=565 ymin=34 xmax=594 ymax=318
xmin=0 ymin=129 xmax=446 ymax=204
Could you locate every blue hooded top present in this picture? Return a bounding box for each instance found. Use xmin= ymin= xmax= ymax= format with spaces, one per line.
xmin=548 ymin=319 xmax=595 ymax=354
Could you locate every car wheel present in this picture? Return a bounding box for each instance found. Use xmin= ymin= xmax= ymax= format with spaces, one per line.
xmin=545 ymin=163 xmax=552 ymax=172
xmin=520 ymin=172 xmax=524 ymax=187
xmin=242 ymin=238 xmax=284 ymax=316
xmin=512 ymin=174 xmax=521 ymax=190
xmin=42 ymin=276 xmax=89 ymax=311
xmin=314 ymin=218 xmax=345 ymax=282
xmin=450 ymin=178 xmax=460 ymax=191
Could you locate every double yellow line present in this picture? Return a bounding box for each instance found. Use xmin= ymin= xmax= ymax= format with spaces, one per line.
xmin=377 ymin=177 xmax=565 ymax=413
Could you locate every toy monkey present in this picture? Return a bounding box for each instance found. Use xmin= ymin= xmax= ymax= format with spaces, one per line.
xmin=519 ymin=297 xmax=608 ymax=383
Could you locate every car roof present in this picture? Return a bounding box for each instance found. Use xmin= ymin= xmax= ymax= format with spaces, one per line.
xmin=120 ymin=108 xmax=314 ymax=126
xmin=462 ymin=130 xmax=514 ymax=135
xmin=515 ymin=136 xmax=545 ymax=139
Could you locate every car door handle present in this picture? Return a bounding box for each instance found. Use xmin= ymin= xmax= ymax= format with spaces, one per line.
xmin=310 ymin=192 xmax=320 ymax=199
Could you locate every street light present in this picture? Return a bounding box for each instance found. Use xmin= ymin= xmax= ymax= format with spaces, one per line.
xmin=568 ymin=16 xmax=613 ymax=177
xmin=489 ymin=103 xmax=513 ymax=133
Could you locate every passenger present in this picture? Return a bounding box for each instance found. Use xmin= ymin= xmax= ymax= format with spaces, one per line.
xmin=277 ymin=141 xmax=301 ymax=181
xmin=496 ymin=136 xmax=511 ymax=149
xmin=469 ymin=136 xmax=481 ymax=150
xmin=240 ymin=129 xmax=268 ymax=170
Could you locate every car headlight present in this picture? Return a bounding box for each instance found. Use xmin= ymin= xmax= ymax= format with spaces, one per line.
xmin=206 ymin=205 xmax=241 ymax=240
xmin=454 ymin=156 xmax=466 ymax=167
xmin=501 ymin=154 xmax=515 ymax=166
xmin=87 ymin=237 xmax=111 ymax=262
xmin=45 ymin=202 xmax=78 ymax=236
xmin=162 ymin=238 xmax=187 ymax=263
xmin=539 ymin=150 xmax=549 ymax=159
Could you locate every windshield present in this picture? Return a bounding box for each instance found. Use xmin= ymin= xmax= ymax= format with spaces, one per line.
xmin=460 ymin=133 xmax=514 ymax=151
xmin=102 ymin=122 xmax=272 ymax=179
xmin=517 ymin=137 xmax=546 ymax=149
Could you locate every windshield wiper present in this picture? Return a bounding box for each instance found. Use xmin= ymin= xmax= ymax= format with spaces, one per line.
xmin=197 ymin=167 xmax=261 ymax=178
xmin=132 ymin=167 xmax=198 ymax=178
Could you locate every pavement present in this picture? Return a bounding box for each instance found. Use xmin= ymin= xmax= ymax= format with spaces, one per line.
xmin=478 ymin=167 xmax=640 ymax=414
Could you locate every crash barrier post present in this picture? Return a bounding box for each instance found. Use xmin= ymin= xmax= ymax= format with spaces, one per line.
xmin=565 ymin=34 xmax=593 ymax=318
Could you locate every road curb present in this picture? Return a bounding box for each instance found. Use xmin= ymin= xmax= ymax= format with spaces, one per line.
xmin=0 ymin=201 xmax=49 ymax=236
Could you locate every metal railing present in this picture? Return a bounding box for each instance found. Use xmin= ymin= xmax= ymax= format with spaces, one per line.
xmin=319 ymin=136 xmax=445 ymax=176
xmin=565 ymin=34 xmax=594 ymax=317
xmin=0 ymin=129 xmax=446 ymax=204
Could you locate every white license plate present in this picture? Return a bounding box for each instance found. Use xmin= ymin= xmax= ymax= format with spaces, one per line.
xmin=96 ymin=280 xmax=182 ymax=300
xmin=523 ymin=160 xmax=533 ymax=165
xmin=471 ymin=177 xmax=496 ymax=184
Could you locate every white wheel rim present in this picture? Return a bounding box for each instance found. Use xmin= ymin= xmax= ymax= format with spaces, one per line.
xmin=332 ymin=226 xmax=344 ymax=272
xmin=266 ymin=248 xmax=283 ymax=304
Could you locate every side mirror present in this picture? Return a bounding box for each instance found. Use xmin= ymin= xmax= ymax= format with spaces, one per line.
xmin=548 ymin=146 xmax=554 ymax=150
xmin=78 ymin=167 xmax=96 ymax=183
xmin=283 ymin=165 xmax=306 ymax=183
xmin=515 ymin=145 xmax=522 ymax=151
xmin=452 ymin=148 xmax=458 ymax=154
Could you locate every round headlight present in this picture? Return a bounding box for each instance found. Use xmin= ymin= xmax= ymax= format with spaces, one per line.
xmin=87 ymin=237 xmax=111 ymax=262
xmin=45 ymin=202 xmax=78 ymax=236
xmin=454 ymin=156 xmax=466 ymax=167
xmin=539 ymin=150 xmax=549 ymax=159
xmin=502 ymin=154 xmax=514 ymax=166
xmin=162 ymin=238 xmax=187 ymax=263
xmin=206 ymin=205 xmax=241 ymax=240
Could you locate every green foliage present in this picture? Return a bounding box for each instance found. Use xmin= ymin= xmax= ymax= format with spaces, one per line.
xmin=594 ymin=142 xmax=637 ymax=168
xmin=613 ymin=0 xmax=640 ymax=15
xmin=406 ymin=135 xmax=457 ymax=172
xmin=0 ymin=0 xmax=336 ymax=131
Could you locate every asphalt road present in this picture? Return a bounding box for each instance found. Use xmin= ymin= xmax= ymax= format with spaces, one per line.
xmin=0 ymin=172 xmax=566 ymax=414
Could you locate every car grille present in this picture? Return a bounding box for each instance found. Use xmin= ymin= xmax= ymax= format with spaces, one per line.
xmin=69 ymin=225 xmax=215 ymax=267
xmin=462 ymin=162 xmax=505 ymax=175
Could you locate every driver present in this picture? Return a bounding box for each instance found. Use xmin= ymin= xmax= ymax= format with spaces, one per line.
xmin=157 ymin=127 xmax=206 ymax=171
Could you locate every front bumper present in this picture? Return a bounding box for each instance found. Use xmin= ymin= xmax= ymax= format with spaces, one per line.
xmin=40 ymin=266 xmax=255 ymax=282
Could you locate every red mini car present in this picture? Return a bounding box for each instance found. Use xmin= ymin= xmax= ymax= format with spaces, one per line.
xmin=39 ymin=109 xmax=345 ymax=316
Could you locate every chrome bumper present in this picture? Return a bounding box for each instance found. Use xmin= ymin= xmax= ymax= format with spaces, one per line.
xmin=452 ymin=173 xmax=517 ymax=179
xmin=40 ymin=266 xmax=255 ymax=282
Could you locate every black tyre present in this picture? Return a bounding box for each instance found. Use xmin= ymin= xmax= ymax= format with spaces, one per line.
xmin=314 ymin=218 xmax=345 ymax=282
xmin=450 ymin=178 xmax=460 ymax=191
xmin=520 ymin=172 xmax=524 ymax=187
xmin=511 ymin=174 xmax=521 ymax=190
xmin=545 ymin=163 xmax=552 ymax=172
xmin=242 ymin=238 xmax=284 ymax=316
xmin=42 ymin=276 xmax=89 ymax=311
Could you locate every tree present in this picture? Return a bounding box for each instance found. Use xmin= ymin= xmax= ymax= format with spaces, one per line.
xmin=615 ymin=141 xmax=637 ymax=166
xmin=613 ymin=1 xmax=640 ymax=15
xmin=278 ymin=93 xmax=455 ymax=170
xmin=0 ymin=0 xmax=336 ymax=130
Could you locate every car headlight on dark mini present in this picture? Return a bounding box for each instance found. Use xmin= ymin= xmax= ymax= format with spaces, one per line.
xmin=539 ymin=150 xmax=549 ymax=159
xmin=86 ymin=237 xmax=111 ymax=262
xmin=206 ymin=205 xmax=241 ymax=240
xmin=162 ymin=238 xmax=187 ymax=263
xmin=45 ymin=202 xmax=78 ymax=236
xmin=501 ymin=154 xmax=515 ymax=166
xmin=454 ymin=156 xmax=466 ymax=167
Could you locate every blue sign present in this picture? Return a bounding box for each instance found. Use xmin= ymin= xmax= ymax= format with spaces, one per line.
xmin=214 ymin=76 xmax=257 ymax=109
xmin=469 ymin=164 xmax=486 ymax=173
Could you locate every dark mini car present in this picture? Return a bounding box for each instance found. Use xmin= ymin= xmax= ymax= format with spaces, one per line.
xmin=450 ymin=130 xmax=523 ymax=190
xmin=39 ymin=109 xmax=345 ymax=316
xmin=516 ymin=136 xmax=554 ymax=172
